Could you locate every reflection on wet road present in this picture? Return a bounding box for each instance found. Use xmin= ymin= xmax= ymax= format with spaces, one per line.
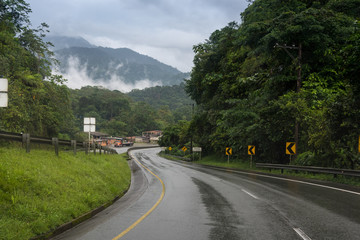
xmin=192 ymin=178 xmax=240 ymax=240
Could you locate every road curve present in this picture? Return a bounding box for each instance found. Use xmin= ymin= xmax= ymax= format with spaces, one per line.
xmin=53 ymin=148 xmax=360 ymax=240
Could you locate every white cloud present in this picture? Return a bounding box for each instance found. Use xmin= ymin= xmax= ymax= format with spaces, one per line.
xmin=55 ymin=56 xmax=162 ymax=92
xmin=29 ymin=0 xmax=248 ymax=72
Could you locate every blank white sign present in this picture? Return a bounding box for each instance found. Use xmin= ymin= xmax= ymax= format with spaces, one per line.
xmin=193 ymin=147 xmax=202 ymax=152
xmin=0 ymin=78 xmax=8 ymax=92
xmin=84 ymin=117 xmax=96 ymax=125
xmin=0 ymin=93 xmax=8 ymax=107
xmin=84 ymin=125 xmax=96 ymax=132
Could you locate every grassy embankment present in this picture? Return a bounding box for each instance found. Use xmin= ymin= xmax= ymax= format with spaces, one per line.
xmin=0 ymin=146 xmax=131 ymax=240
xmin=159 ymin=152 xmax=360 ymax=187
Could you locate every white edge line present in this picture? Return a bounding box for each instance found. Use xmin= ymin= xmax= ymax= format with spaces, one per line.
xmin=230 ymin=170 xmax=360 ymax=196
xmin=241 ymin=189 xmax=259 ymax=199
xmin=294 ymin=228 xmax=312 ymax=240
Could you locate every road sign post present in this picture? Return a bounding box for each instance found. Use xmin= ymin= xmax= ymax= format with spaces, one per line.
xmin=226 ymin=147 xmax=232 ymax=164
xmin=286 ymin=142 xmax=296 ymax=164
xmin=248 ymin=145 xmax=255 ymax=168
xmin=84 ymin=117 xmax=96 ymax=153
xmin=193 ymin=147 xmax=202 ymax=161
xmin=182 ymin=146 xmax=187 ymax=156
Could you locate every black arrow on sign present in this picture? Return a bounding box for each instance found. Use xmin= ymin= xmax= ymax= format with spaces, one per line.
xmin=248 ymin=146 xmax=255 ymax=155
xmin=226 ymin=148 xmax=232 ymax=155
xmin=287 ymin=142 xmax=296 ymax=154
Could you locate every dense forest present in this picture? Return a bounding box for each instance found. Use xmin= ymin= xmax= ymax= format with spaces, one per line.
xmin=160 ymin=0 xmax=360 ymax=169
xmin=70 ymin=85 xmax=192 ymax=137
xmin=127 ymin=83 xmax=193 ymax=121
xmin=0 ymin=0 xmax=191 ymax=141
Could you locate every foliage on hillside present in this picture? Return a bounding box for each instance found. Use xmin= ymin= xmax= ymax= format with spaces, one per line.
xmin=70 ymin=84 xmax=193 ymax=137
xmin=127 ymin=83 xmax=194 ymax=122
xmin=70 ymin=86 xmax=159 ymax=136
xmin=0 ymin=0 xmax=73 ymax=137
xmin=161 ymin=0 xmax=360 ymax=169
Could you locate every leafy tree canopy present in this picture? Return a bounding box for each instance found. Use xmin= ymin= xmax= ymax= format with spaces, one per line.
xmin=181 ymin=0 xmax=360 ymax=168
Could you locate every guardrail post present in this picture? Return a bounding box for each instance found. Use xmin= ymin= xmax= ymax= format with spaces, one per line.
xmin=22 ymin=133 xmax=30 ymax=153
xmin=84 ymin=142 xmax=88 ymax=155
xmin=52 ymin=137 xmax=59 ymax=156
xmin=71 ymin=140 xmax=76 ymax=155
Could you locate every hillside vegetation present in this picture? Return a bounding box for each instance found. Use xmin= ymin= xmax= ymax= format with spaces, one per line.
xmin=70 ymin=84 xmax=193 ymax=138
xmin=0 ymin=146 xmax=130 ymax=240
xmin=127 ymin=83 xmax=194 ymax=121
xmin=160 ymin=0 xmax=360 ymax=169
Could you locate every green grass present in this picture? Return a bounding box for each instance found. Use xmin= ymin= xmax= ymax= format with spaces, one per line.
xmin=159 ymin=152 xmax=360 ymax=187
xmin=0 ymin=147 xmax=131 ymax=240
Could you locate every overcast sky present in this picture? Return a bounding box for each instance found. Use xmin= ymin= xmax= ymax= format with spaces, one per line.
xmin=28 ymin=0 xmax=249 ymax=73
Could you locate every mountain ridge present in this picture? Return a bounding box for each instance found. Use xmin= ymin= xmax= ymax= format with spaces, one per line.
xmin=47 ymin=36 xmax=189 ymax=90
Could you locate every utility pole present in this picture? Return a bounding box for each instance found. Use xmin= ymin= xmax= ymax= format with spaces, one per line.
xmin=189 ymin=103 xmax=194 ymax=156
xmin=275 ymin=43 xmax=302 ymax=159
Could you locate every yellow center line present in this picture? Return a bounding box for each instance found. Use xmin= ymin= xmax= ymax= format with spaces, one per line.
xmin=112 ymin=156 xmax=165 ymax=240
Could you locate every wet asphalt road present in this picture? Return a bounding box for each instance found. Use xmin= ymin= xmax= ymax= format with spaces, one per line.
xmin=53 ymin=148 xmax=360 ymax=240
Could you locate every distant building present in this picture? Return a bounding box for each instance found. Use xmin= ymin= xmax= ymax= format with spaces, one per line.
xmin=142 ymin=130 xmax=162 ymax=143
xmin=91 ymin=132 xmax=109 ymax=139
xmin=142 ymin=130 xmax=162 ymax=138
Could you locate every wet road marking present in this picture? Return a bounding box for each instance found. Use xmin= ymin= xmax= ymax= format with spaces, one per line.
xmin=211 ymin=176 xmax=222 ymax=182
xmin=172 ymin=161 xmax=360 ymax=196
xmin=241 ymin=189 xmax=259 ymax=199
xmin=112 ymin=156 xmax=165 ymax=240
xmin=293 ymin=228 xmax=312 ymax=240
xmin=225 ymin=169 xmax=360 ymax=196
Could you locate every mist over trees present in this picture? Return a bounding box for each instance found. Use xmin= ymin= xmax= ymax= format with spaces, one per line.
xmin=161 ymin=0 xmax=360 ymax=169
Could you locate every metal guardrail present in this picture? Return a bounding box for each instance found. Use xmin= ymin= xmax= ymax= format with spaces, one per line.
xmin=0 ymin=131 xmax=117 ymax=155
xmin=256 ymin=163 xmax=360 ymax=177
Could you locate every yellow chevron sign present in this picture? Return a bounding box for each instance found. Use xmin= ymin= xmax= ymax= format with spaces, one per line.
xmin=248 ymin=145 xmax=255 ymax=155
xmin=286 ymin=142 xmax=296 ymax=155
xmin=226 ymin=147 xmax=232 ymax=155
